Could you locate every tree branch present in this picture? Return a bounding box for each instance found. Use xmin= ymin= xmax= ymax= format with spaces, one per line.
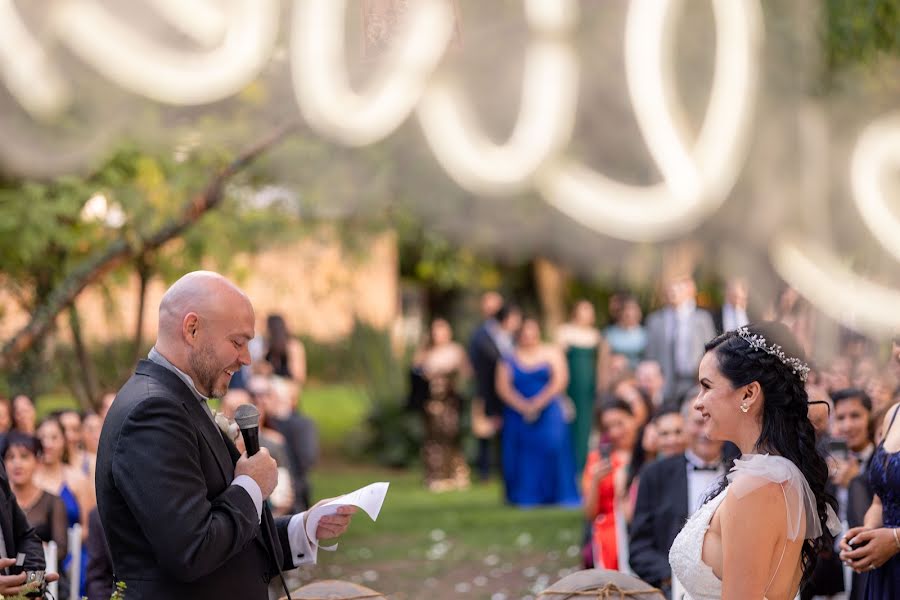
xmin=0 ymin=121 xmax=299 ymax=371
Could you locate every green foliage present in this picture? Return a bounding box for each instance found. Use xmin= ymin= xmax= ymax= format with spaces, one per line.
xmin=0 ymin=141 xmax=309 ymax=400
xmin=822 ymin=0 xmax=900 ymax=91
xmin=393 ymin=209 xmax=502 ymax=294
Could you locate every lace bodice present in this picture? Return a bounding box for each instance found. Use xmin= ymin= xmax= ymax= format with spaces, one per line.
xmin=669 ymin=488 xmax=727 ymax=600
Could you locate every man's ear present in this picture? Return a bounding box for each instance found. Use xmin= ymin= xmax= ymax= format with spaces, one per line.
xmin=183 ymin=313 xmax=200 ymax=347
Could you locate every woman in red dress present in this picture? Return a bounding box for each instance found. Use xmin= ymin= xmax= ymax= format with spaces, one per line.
xmin=582 ymin=398 xmax=638 ymax=570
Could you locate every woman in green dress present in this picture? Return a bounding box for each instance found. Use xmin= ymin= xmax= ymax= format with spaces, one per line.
xmin=556 ymin=300 xmax=605 ymax=475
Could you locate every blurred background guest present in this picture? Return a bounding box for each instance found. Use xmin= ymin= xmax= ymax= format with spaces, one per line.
xmin=262 ymin=313 xmax=307 ymax=389
xmin=635 ymin=360 xmax=666 ymax=412
xmin=11 ymin=395 xmax=36 ymax=435
xmin=556 ymin=299 xmax=605 ymax=474
xmin=496 ymin=318 xmax=579 ymax=507
xmin=603 ymin=294 xmax=646 ymax=371
xmin=582 ymin=398 xmax=638 ymax=571
xmin=258 ymin=377 xmax=319 ymax=512
xmin=713 ymin=277 xmax=750 ymax=334
xmin=644 ymin=275 xmax=716 ymax=407
xmin=651 ymin=408 xmax=687 ymax=459
xmin=469 ymin=301 xmax=521 ymax=482
xmin=412 ymin=318 xmax=471 ymax=492
xmin=3 ymin=432 xmax=68 ymax=559
xmin=35 ymin=416 xmax=92 ymax=596
xmin=58 ymin=409 xmax=89 ymax=478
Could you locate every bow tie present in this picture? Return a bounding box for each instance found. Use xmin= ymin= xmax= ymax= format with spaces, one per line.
xmin=690 ymin=463 xmax=720 ymax=472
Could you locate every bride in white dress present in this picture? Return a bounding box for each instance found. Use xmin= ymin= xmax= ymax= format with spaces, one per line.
xmin=668 ymin=322 xmax=840 ymax=600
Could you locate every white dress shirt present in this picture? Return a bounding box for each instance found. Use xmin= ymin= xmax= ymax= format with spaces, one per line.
xmin=722 ymin=303 xmax=749 ymax=333
xmin=685 ymin=450 xmax=725 ymax=516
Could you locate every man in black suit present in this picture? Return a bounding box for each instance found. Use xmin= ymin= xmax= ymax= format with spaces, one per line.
xmin=629 ymin=401 xmax=728 ymax=599
xmin=96 ymin=271 xmax=354 ymax=600
xmin=468 ymin=297 xmax=521 ymax=481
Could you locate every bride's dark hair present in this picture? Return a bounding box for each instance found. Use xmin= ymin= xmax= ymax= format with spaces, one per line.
xmin=703 ymin=321 xmax=835 ymax=587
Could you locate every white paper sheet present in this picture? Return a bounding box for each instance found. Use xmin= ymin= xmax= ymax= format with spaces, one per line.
xmin=305 ymin=481 xmax=390 ymax=551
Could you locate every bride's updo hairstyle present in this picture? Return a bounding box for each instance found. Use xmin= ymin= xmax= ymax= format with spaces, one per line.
xmin=704 ymin=321 xmax=834 ymax=586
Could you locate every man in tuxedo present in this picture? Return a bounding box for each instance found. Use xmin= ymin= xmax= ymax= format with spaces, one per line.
xmin=645 ymin=276 xmax=717 ymax=407
xmin=712 ymin=277 xmax=750 ymax=335
xmin=96 ymin=271 xmax=354 ymax=600
xmin=468 ymin=297 xmax=521 ymax=481
xmin=629 ymin=402 xmax=728 ymax=599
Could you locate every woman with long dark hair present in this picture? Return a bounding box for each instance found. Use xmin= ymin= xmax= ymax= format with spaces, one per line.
xmin=669 ymin=322 xmax=839 ymax=599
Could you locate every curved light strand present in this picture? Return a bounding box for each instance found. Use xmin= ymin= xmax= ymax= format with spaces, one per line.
xmin=0 ymin=0 xmax=70 ymax=119
xmin=850 ymin=115 xmax=900 ymax=263
xmin=538 ymin=0 xmax=763 ymax=241
xmin=290 ymin=0 xmax=454 ymax=146
xmin=416 ymin=0 xmax=579 ymax=196
xmin=52 ymin=0 xmax=279 ymax=105
xmin=771 ymin=235 xmax=900 ymax=338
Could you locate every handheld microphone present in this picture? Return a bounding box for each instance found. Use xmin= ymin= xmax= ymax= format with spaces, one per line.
xmin=234 ymin=404 xmax=261 ymax=456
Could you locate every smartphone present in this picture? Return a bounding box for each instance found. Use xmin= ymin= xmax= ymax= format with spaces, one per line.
xmin=598 ymin=441 xmax=613 ymax=461
xmin=827 ymin=438 xmax=849 ymax=462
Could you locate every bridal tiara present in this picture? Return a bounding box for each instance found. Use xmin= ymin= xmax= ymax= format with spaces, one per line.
xmin=735 ymin=327 xmax=811 ymax=383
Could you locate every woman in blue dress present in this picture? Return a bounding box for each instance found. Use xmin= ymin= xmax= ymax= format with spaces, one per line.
xmin=841 ymin=401 xmax=900 ymax=597
xmin=36 ymin=416 xmax=91 ymax=596
xmin=496 ymin=318 xmax=580 ymax=507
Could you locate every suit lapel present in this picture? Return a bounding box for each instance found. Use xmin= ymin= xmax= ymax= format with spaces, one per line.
xmin=181 ymin=387 xmax=234 ymax=485
xmin=674 ymin=454 xmax=690 ymax=522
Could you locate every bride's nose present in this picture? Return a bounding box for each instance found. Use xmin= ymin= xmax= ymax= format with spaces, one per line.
xmin=693 ymin=395 xmax=704 ymax=412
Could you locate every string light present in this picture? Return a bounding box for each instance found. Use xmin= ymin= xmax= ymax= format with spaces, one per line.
xmin=291 ymin=0 xmax=454 ymax=146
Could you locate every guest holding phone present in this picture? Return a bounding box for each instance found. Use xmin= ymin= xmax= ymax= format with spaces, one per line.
xmin=582 ymin=399 xmax=638 ymax=571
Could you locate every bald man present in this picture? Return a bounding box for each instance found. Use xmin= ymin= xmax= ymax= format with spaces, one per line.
xmin=96 ymin=271 xmax=354 ymax=600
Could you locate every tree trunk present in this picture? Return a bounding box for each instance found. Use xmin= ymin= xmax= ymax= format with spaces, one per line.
xmin=533 ymin=257 xmax=569 ymax=334
xmin=132 ymin=257 xmax=151 ymax=367
xmin=0 ymin=121 xmax=300 ymax=371
xmin=68 ymin=304 xmax=99 ymax=412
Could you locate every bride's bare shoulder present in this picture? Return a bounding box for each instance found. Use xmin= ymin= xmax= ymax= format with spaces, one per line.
xmin=720 ymin=479 xmax=788 ymax=532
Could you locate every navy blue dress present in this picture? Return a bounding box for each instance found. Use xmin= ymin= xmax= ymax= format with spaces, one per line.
xmin=501 ymin=357 xmax=580 ymax=507
xmin=865 ymin=406 xmax=900 ymax=599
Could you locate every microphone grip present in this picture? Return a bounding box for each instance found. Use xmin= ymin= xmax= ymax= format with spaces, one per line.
xmin=240 ymin=427 xmax=260 ymax=457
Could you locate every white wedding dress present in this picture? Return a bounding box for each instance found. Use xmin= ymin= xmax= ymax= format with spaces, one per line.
xmin=668 ymin=454 xmax=841 ymax=600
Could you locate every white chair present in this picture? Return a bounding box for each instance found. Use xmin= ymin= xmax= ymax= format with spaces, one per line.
xmin=67 ymin=524 xmax=82 ymax=600
xmin=43 ymin=541 xmax=58 ymax=600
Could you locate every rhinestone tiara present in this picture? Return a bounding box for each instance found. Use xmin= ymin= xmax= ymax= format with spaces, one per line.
xmin=735 ymin=326 xmax=811 ymax=382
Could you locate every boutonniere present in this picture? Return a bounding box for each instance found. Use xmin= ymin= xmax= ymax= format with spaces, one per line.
xmin=213 ymin=410 xmax=240 ymax=442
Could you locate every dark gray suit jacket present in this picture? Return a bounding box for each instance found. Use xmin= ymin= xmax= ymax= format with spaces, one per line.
xmin=96 ymin=360 xmax=299 ymax=600
xmin=629 ymin=454 xmax=690 ymax=587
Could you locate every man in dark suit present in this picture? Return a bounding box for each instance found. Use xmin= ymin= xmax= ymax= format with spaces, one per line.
xmin=629 ymin=402 xmax=728 ymax=599
xmin=468 ymin=297 xmax=521 ymax=481
xmin=96 ymin=271 xmax=354 ymax=600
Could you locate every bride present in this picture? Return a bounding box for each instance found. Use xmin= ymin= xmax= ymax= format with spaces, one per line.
xmin=669 ymin=322 xmax=840 ymax=600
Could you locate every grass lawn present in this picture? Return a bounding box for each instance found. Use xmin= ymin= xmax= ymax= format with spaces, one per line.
xmin=296 ymin=464 xmax=585 ymax=600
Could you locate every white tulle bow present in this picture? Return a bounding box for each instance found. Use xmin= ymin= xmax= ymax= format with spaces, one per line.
xmin=727 ymin=454 xmax=842 ymax=541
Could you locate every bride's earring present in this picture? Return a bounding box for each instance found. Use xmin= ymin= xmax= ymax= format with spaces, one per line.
xmin=740 ymin=402 xmax=750 ymax=413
